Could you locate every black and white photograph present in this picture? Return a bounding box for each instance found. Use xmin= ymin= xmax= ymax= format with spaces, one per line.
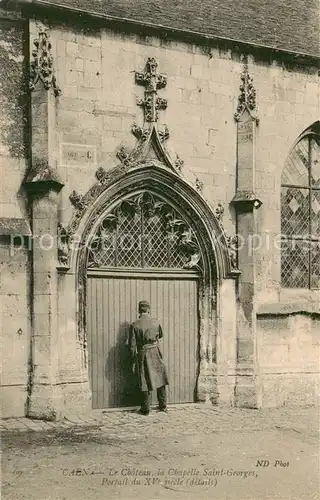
xmin=0 ymin=0 xmax=319 ymax=499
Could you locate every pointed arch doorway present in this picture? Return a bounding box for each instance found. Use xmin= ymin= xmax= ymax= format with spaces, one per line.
xmin=86 ymin=190 xmax=201 ymax=408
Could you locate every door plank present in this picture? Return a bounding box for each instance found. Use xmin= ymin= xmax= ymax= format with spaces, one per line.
xmin=87 ymin=276 xmax=198 ymax=409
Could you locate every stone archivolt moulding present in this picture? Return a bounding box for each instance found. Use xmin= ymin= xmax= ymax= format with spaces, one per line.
xmin=29 ymin=22 xmax=61 ymax=96
xmin=234 ymin=57 xmax=258 ymax=123
xmin=60 ymin=57 xmax=239 ymax=276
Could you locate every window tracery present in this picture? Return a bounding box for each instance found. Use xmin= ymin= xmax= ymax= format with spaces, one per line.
xmin=87 ymin=191 xmax=202 ymax=271
xmin=281 ymin=131 xmax=320 ymax=289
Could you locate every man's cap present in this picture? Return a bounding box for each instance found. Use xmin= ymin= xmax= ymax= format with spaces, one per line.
xmin=138 ymin=300 xmax=150 ymax=309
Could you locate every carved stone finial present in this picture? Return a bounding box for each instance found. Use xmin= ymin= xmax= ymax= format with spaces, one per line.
xmin=158 ymin=125 xmax=170 ymax=142
xmin=135 ymin=57 xmax=168 ymax=122
xmin=95 ymin=166 xmax=108 ymax=182
xmin=29 ymin=24 xmax=61 ymax=96
xmin=131 ymin=123 xmax=149 ymax=140
xmin=234 ymin=57 xmax=257 ymax=122
xmin=195 ymin=177 xmax=203 ymax=193
xmin=57 ymin=223 xmax=71 ymax=267
xmin=226 ymin=235 xmax=238 ymax=271
xmin=215 ymin=203 xmax=224 ymax=222
xmin=175 ymin=155 xmax=184 ymax=172
xmin=116 ymin=146 xmax=130 ymax=165
xmin=69 ymin=190 xmax=84 ymax=209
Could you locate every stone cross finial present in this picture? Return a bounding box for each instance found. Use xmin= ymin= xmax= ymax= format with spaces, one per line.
xmin=135 ymin=57 xmax=167 ymax=122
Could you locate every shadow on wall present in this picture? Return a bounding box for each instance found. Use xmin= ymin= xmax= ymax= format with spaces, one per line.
xmin=105 ymin=321 xmax=140 ymax=407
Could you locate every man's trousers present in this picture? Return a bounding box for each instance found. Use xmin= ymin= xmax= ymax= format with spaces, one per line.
xmin=140 ymin=385 xmax=167 ymax=414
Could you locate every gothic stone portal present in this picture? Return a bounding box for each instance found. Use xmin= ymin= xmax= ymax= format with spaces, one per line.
xmin=85 ymin=191 xmax=205 ymax=408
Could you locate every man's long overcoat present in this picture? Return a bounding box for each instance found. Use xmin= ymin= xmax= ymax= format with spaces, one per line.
xmin=129 ymin=314 xmax=169 ymax=392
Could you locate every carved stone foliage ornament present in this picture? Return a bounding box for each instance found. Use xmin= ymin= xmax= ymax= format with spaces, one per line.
xmin=131 ymin=123 xmax=149 ymax=140
xmin=234 ymin=57 xmax=258 ymax=122
xmin=87 ymin=191 xmax=202 ymax=271
xmin=195 ymin=177 xmax=204 ymax=193
xmin=215 ymin=203 xmax=224 ymax=221
xmin=29 ymin=24 xmax=61 ymax=96
xmin=226 ymin=235 xmax=239 ymax=271
xmin=175 ymin=155 xmax=184 ymax=172
xmin=69 ymin=190 xmax=84 ymax=210
xmin=135 ymin=57 xmax=168 ymax=123
xmin=57 ymin=223 xmax=71 ymax=268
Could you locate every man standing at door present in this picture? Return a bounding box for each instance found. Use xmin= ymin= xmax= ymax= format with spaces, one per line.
xmin=129 ymin=301 xmax=169 ymax=415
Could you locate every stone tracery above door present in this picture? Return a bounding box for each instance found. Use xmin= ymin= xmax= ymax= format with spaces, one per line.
xmin=87 ymin=191 xmax=202 ymax=271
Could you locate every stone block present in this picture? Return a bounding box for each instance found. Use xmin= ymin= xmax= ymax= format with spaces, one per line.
xmin=1 ymin=294 xmax=26 ymax=317
xmin=56 ymin=39 xmax=66 ymax=57
xmin=180 ymin=88 xmax=201 ymax=105
xmin=188 ymin=157 xmax=212 ymax=173
xmin=83 ymin=72 xmax=101 ymax=89
xmin=237 ymin=339 xmax=254 ymax=362
xmin=59 ymin=381 xmax=92 ymax=419
xmin=83 ymin=59 xmax=101 ymax=75
xmin=27 ymin=380 xmax=91 ymax=420
xmin=0 ymin=261 xmax=28 ymax=295
xmin=78 ymin=86 xmax=100 ymax=101
xmin=260 ymin=345 xmax=289 ymax=366
xmin=65 ymin=69 xmax=84 ymax=86
xmin=261 ymin=373 xmax=318 ymax=407
xmin=61 ymin=85 xmax=78 ymax=98
xmin=66 ymin=41 xmax=79 ymax=57
xmin=57 ymin=109 xmax=80 ymax=129
xmin=311 ymin=318 xmax=320 ymax=344
xmin=217 ymin=375 xmax=236 ymax=406
xmin=234 ymin=378 xmax=261 ymax=408
xmin=1 ymin=312 xmax=29 ymax=341
xmin=83 ymin=34 xmax=101 ymax=48
xmin=57 ymin=97 xmax=95 ymax=113
xmin=102 ymin=115 xmax=123 ymax=131
xmin=33 ymin=335 xmax=55 ymax=366
xmin=27 ymin=384 xmax=60 ymax=420
xmin=33 ymin=271 xmax=56 ymax=295
xmin=190 ymin=65 xmax=202 ymax=78
xmin=79 ymin=45 xmax=101 ymax=62
xmin=289 ymin=314 xmax=312 ymax=337
xmin=59 ymin=29 xmax=77 ymax=42
xmin=257 ymin=316 xmax=289 ymax=345
xmin=0 ymin=385 xmax=27 ymax=418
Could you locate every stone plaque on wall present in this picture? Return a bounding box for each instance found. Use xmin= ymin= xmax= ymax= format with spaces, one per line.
xmin=60 ymin=143 xmax=97 ymax=167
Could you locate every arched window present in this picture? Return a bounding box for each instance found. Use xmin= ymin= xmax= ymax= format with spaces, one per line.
xmin=281 ymin=124 xmax=320 ymax=289
xmin=87 ymin=191 xmax=202 ymax=270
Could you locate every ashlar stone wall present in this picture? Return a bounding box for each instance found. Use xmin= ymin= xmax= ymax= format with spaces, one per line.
xmin=0 ymin=13 xmax=31 ymax=418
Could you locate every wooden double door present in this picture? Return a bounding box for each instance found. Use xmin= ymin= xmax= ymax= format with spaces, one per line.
xmin=87 ymin=270 xmax=199 ymax=408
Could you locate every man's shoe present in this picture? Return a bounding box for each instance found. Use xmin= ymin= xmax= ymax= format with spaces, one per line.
xmin=156 ymin=406 xmax=168 ymax=413
xmin=137 ymin=409 xmax=149 ymax=416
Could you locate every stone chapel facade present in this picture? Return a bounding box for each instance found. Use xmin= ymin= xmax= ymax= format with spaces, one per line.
xmin=0 ymin=0 xmax=319 ymax=419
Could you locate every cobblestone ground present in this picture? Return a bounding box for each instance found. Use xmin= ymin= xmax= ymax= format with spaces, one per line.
xmin=1 ymin=405 xmax=319 ymax=500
